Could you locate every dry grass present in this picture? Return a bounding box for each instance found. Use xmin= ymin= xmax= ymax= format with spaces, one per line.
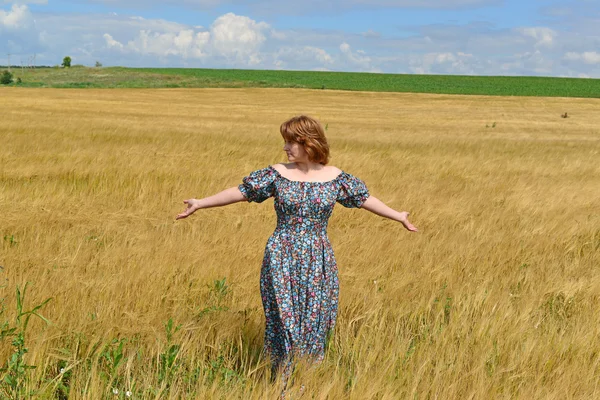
xmin=1 ymin=88 xmax=599 ymax=399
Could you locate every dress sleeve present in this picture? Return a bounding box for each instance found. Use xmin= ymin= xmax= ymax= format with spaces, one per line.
xmin=337 ymin=172 xmax=370 ymax=208
xmin=238 ymin=166 xmax=277 ymax=203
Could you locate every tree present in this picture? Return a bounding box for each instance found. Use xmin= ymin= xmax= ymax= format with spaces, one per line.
xmin=0 ymin=70 xmax=13 ymax=85
xmin=62 ymin=56 xmax=72 ymax=68
xmin=95 ymin=61 xmax=103 ymax=68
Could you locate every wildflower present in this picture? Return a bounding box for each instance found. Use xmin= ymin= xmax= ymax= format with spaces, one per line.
xmin=60 ymin=368 xmax=65 ymax=374
xmin=126 ymin=391 xmax=132 ymax=397
xmin=113 ymin=388 xmax=119 ymax=395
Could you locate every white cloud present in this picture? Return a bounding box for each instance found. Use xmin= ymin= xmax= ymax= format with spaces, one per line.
xmin=270 ymin=28 xmax=287 ymax=41
xmin=339 ymin=41 xmax=373 ymax=70
xmin=103 ymin=33 xmax=123 ymax=50
xmin=564 ymin=51 xmax=600 ymax=65
xmin=104 ymin=29 xmax=211 ymax=59
xmin=99 ymin=12 xmax=268 ymax=66
xmin=518 ymin=27 xmax=557 ymax=48
xmin=274 ymin=45 xmax=334 ymax=69
xmin=407 ymin=51 xmax=477 ymax=75
xmin=210 ymin=13 xmax=269 ymax=64
xmin=0 ymin=3 xmax=33 ymax=30
xmin=0 ymin=4 xmax=45 ymax=54
xmin=507 ymin=50 xmax=554 ymax=75
xmin=131 ymin=30 xmax=189 ymax=57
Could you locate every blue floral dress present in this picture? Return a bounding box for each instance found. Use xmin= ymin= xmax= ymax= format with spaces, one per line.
xmin=238 ymin=165 xmax=370 ymax=378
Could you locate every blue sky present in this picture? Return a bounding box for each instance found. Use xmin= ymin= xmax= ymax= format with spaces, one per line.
xmin=2 ymin=0 xmax=599 ymax=77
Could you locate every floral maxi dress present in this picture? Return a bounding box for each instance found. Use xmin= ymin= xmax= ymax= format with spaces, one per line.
xmin=238 ymin=165 xmax=370 ymax=377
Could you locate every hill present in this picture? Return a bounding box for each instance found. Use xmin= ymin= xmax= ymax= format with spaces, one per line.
xmin=3 ymin=66 xmax=599 ymax=98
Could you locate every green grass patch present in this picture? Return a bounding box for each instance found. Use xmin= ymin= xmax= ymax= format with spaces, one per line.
xmin=5 ymin=66 xmax=600 ymax=98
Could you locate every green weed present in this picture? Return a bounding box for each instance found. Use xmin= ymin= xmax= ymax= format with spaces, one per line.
xmin=0 ymin=283 xmax=52 ymax=399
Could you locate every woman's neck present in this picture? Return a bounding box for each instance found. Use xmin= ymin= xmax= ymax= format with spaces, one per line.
xmin=291 ymin=161 xmax=323 ymax=174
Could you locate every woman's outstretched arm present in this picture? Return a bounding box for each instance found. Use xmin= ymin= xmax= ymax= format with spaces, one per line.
xmin=360 ymin=195 xmax=418 ymax=232
xmin=176 ymin=186 xmax=246 ymax=220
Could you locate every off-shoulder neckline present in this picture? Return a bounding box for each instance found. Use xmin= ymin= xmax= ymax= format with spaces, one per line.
xmin=267 ymin=165 xmax=346 ymax=184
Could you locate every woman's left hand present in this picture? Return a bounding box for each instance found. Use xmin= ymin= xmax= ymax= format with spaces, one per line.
xmin=398 ymin=211 xmax=418 ymax=232
xmin=361 ymin=196 xmax=419 ymax=232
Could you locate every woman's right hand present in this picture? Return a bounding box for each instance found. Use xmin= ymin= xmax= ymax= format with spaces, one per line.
xmin=176 ymin=199 xmax=201 ymax=220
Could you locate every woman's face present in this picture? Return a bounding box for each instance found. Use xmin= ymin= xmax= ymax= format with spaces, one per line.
xmin=283 ymin=139 xmax=309 ymax=163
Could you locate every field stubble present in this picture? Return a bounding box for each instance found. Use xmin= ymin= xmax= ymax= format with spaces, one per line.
xmin=1 ymin=88 xmax=599 ymax=399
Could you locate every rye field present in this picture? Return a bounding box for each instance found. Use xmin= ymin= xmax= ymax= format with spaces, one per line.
xmin=1 ymin=87 xmax=600 ymax=399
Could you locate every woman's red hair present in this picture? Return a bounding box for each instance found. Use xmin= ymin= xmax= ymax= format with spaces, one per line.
xmin=280 ymin=115 xmax=330 ymax=165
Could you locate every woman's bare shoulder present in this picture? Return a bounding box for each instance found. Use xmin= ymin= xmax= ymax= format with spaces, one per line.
xmin=327 ymin=165 xmax=343 ymax=176
xmin=271 ymin=163 xmax=292 ymax=173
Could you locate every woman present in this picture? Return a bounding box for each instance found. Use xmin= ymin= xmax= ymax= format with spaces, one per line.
xmin=176 ymin=115 xmax=417 ymax=386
